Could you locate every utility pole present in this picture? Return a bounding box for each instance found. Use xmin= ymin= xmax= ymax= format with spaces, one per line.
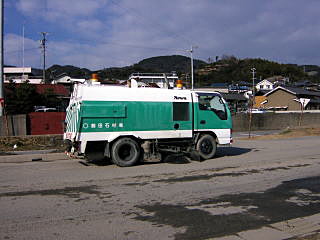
xmin=40 ymin=32 xmax=48 ymax=84
xmin=0 ymin=0 xmax=4 ymax=116
xmin=187 ymin=46 xmax=198 ymax=90
xmin=251 ymin=67 xmax=256 ymax=98
xmin=248 ymin=67 xmax=256 ymax=138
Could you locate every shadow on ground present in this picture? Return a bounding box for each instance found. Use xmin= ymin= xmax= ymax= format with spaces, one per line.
xmin=79 ymin=146 xmax=252 ymax=167
xmin=216 ymin=147 xmax=252 ymax=157
xmin=134 ymin=176 xmax=320 ymax=240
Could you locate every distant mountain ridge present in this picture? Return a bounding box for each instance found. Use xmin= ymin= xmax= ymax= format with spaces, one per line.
xmin=136 ymin=55 xmax=206 ymax=73
xmin=47 ymin=65 xmax=91 ymax=79
xmin=29 ymin=55 xmax=320 ymax=85
xmin=46 ymin=55 xmax=206 ymax=80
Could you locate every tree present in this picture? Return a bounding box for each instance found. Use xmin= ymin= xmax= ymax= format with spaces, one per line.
xmin=40 ymin=88 xmax=62 ymax=109
xmin=5 ymin=82 xmax=42 ymax=114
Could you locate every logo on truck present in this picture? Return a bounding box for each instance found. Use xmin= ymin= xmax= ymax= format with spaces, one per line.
xmin=174 ymin=96 xmax=187 ymax=100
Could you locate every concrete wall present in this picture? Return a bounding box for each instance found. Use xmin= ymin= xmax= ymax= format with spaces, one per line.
xmin=0 ymin=115 xmax=27 ymax=136
xmin=232 ymin=112 xmax=320 ymax=131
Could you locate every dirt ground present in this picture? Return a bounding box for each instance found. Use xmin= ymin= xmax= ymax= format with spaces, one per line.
xmin=293 ymin=232 xmax=320 ymax=240
xmin=0 ymin=135 xmax=65 ymax=153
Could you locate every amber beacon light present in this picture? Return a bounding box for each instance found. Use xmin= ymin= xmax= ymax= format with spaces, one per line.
xmin=176 ymin=79 xmax=183 ymax=89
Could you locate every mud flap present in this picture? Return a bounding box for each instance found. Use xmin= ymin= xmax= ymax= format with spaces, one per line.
xmin=189 ymin=150 xmax=201 ymax=161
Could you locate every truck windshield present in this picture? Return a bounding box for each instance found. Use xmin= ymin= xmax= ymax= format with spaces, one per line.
xmin=198 ymin=94 xmax=227 ymax=120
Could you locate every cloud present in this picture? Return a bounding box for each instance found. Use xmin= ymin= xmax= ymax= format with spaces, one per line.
xmin=16 ymin=0 xmax=108 ymax=19
xmin=15 ymin=0 xmax=110 ymax=39
xmin=4 ymin=34 xmax=41 ymax=68
xmin=7 ymin=0 xmax=320 ymax=69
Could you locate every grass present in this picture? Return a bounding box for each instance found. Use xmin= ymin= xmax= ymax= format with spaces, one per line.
xmin=240 ymin=127 xmax=320 ymax=140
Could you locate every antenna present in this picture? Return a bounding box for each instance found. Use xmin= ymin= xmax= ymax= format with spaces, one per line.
xmin=187 ymin=45 xmax=198 ymax=90
xmin=0 ymin=0 xmax=4 ymax=117
xmin=22 ymin=24 xmax=25 ymax=78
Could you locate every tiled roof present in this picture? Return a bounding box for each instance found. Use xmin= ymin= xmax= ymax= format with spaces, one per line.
xmin=221 ymin=93 xmax=247 ymax=101
xmin=285 ymin=87 xmax=320 ymax=96
xmin=35 ymin=84 xmax=70 ymax=97
xmin=5 ymin=83 xmax=70 ymax=97
xmin=254 ymin=96 xmax=267 ymax=108
xmin=265 ymin=86 xmax=320 ymax=97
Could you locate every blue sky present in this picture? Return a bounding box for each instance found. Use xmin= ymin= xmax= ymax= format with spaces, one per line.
xmin=4 ymin=0 xmax=320 ymax=70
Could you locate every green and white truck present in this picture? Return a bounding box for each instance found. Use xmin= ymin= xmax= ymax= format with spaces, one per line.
xmin=64 ymin=82 xmax=232 ymax=166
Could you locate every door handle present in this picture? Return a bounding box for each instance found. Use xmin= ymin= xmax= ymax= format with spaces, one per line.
xmin=200 ymin=120 xmax=206 ymax=124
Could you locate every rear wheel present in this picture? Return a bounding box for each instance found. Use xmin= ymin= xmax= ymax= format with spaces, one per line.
xmin=111 ymin=138 xmax=141 ymax=167
xmin=196 ymin=134 xmax=217 ymax=160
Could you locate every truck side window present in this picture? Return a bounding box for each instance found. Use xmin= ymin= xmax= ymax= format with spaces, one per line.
xmin=198 ymin=95 xmax=227 ymax=120
xmin=173 ymin=102 xmax=189 ymax=121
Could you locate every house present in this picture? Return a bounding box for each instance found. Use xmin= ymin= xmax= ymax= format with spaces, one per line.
xmin=294 ymin=80 xmax=320 ymax=91
xmin=253 ymin=96 xmax=268 ymax=109
xmin=207 ymin=83 xmax=229 ymax=93
xmin=4 ymin=67 xmax=42 ymax=84
xmin=221 ymin=93 xmax=247 ymax=112
xmin=263 ymin=86 xmax=320 ymax=111
xmin=256 ymin=76 xmax=289 ymax=91
xmin=229 ymin=81 xmax=251 ymax=93
xmin=256 ymin=79 xmax=274 ymax=91
xmin=52 ymin=73 xmax=85 ymax=85
xmin=52 ymin=74 xmax=72 ymax=84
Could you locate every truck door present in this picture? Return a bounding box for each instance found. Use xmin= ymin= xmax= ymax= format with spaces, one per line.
xmin=171 ymin=100 xmax=193 ymax=138
xmin=193 ymin=92 xmax=230 ymax=131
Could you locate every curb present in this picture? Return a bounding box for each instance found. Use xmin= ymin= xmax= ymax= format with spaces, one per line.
xmin=0 ymin=152 xmax=69 ymax=163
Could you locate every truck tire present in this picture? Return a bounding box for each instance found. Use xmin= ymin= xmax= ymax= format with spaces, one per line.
xmin=111 ymin=138 xmax=141 ymax=167
xmin=196 ymin=134 xmax=217 ymax=160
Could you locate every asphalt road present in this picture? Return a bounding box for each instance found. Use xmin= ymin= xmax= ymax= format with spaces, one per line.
xmin=0 ymin=136 xmax=320 ymax=240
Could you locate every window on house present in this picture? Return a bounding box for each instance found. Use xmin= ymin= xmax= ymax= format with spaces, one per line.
xmin=173 ymin=102 xmax=189 ymax=121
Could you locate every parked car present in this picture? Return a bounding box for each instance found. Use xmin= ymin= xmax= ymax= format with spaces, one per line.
xmin=35 ymin=108 xmax=57 ymax=112
xmin=247 ymin=108 xmax=267 ymax=113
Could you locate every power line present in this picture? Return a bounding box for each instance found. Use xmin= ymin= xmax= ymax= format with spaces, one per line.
xmin=4 ymin=47 xmax=39 ymax=54
xmin=74 ymin=39 xmax=187 ymax=52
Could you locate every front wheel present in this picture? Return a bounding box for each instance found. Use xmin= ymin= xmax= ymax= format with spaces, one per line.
xmin=111 ymin=138 xmax=141 ymax=167
xmin=196 ymin=134 xmax=217 ymax=160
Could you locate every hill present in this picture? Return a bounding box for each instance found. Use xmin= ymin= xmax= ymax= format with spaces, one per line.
xmin=136 ymin=55 xmax=206 ymax=73
xmin=46 ymin=55 xmax=206 ymax=80
xmin=47 ymin=65 xmax=91 ymax=79
xmin=195 ymin=56 xmax=318 ymax=87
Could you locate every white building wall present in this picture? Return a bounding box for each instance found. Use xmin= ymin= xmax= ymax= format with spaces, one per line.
xmin=256 ymin=80 xmax=274 ymax=90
